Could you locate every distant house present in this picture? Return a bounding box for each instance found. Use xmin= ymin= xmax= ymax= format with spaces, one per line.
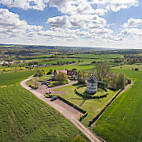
xmin=67 ymin=70 xmax=77 ymax=80
xmin=52 ymin=69 xmax=78 ymax=80
xmin=67 ymin=70 xmax=77 ymax=76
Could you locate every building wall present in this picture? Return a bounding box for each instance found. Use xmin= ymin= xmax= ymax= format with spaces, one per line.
xmin=86 ymin=82 xmax=97 ymax=94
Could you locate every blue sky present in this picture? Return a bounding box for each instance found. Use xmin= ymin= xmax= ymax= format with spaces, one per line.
xmin=0 ymin=0 xmax=142 ymax=49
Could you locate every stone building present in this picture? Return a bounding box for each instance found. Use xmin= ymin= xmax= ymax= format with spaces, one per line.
xmin=86 ymin=72 xmax=98 ymax=94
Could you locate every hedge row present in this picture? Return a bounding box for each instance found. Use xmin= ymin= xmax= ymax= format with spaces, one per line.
xmin=74 ymin=89 xmax=109 ymax=99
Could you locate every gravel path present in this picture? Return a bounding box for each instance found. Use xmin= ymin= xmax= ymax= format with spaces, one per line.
xmin=20 ymin=76 xmax=101 ymax=142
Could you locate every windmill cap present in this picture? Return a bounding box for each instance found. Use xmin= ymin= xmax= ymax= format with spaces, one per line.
xmin=87 ymin=75 xmax=97 ymax=83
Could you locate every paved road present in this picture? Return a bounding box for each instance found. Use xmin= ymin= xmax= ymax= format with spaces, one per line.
xmin=20 ymin=77 xmax=101 ymax=142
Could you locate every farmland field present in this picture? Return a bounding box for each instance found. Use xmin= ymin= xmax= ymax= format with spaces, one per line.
xmin=0 ymin=71 xmax=88 ymax=142
xmin=94 ymin=69 xmax=142 ymax=142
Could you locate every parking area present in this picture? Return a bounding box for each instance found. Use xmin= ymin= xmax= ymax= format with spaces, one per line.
xmin=46 ymin=98 xmax=82 ymax=119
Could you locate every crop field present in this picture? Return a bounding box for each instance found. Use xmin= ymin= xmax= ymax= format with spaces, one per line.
xmin=52 ymin=85 xmax=117 ymax=126
xmin=94 ymin=69 xmax=142 ymax=142
xmin=0 ymin=71 xmax=88 ymax=142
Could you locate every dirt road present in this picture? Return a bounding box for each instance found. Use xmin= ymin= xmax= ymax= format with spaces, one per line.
xmin=20 ymin=77 xmax=101 ymax=142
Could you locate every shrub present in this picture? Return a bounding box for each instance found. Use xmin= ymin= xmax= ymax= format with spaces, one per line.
xmin=34 ymin=69 xmax=45 ymax=77
xmin=91 ymin=61 xmax=96 ymax=64
xmin=134 ymin=68 xmax=139 ymax=71
xmin=47 ymin=69 xmax=53 ymax=75
xmin=29 ymin=84 xmax=38 ymax=89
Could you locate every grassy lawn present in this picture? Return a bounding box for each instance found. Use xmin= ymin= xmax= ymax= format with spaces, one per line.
xmin=0 ymin=71 xmax=88 ymax=142
xmin=52 ymin=84 xmax=117 ymax=126
xmin=94 ymin=69 xmax=142 ymax=142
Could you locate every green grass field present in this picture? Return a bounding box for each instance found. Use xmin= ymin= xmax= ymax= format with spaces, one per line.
xmin=113 ymin=63 xmax=142 ymax=71
xmin=0 ymin=71 xmax=88 ymax=142
xmin=73 ymin=54 xmax=123 ymax=59
xmin=53 ymin=84 xmax=117 ymax=126
xmin=94 ymin=69 xmax=142 ymax=142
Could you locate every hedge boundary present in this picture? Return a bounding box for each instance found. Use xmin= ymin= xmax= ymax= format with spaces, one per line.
xmin=74 ymin=88 xmax=109 ymax=99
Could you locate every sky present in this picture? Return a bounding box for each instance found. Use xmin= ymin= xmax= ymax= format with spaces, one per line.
xmin=0 ymin=0 xmax=142 ymax=49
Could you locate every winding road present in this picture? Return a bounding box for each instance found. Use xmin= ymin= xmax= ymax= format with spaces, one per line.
xmin=20 ymin=76 xmax=101 ymax=142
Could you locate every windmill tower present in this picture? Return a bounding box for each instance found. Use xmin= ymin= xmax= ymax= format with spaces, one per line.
xmin=86 ymin=68 xmax=105 ymax=95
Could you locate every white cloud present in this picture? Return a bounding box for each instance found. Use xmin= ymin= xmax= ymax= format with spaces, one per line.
xmin=91 ymin=0 xmax=138 ymax=12
xmin=47 ymin=14 xmax=106 ymax=29
xmin=0 ymin=8 xmax=43 ymax=40
xmin=121 ymin=28 xmax=142 ymax=37
xmin=123 ymin=18 xmax=142 ymax=28
xmin=0 ymin=0 xmax=139 ymax=15
xmin=49 ymin=0 xmax=95 ymax=15
xmin=0 ymin=0 xmax=49 ymax=10
xmin=47 ymin=16 xmax=71 ymax=29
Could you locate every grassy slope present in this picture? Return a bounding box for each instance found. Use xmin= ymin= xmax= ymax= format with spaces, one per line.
xmin=0 ymin=71 xmax=88 ymax=142
xmin=94 ymin=70 xmax=142 ymax=142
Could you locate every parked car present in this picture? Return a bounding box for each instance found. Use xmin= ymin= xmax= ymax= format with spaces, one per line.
xmin=41 ymin=82 xmax=50 ymax=86
xmin=46 ymin=92 xmax=51 ymax=94
xmin=50 ymin=96 xmax=58 ymax=101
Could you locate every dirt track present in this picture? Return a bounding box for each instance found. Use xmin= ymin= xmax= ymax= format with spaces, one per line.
xmin=20 ymin=77 xmax=101 ymax=142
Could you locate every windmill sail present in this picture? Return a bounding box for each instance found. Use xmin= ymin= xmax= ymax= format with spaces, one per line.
xmin=97 ymin=81 xmax=106 ymax=84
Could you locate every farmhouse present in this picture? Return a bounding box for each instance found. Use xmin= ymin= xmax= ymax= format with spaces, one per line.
xmin=67 ymin=70 xmax=77 ymax=80
xmin=52 ymin=69 xmax=78 ymax=80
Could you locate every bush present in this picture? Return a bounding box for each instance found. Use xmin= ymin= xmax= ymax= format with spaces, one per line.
xmin=72 ymin=68 xmax=77 ymax=71
xmin=47 ymin=69 xmax=53 ymax=75
xmin=34 ymin=69 xmax=45 ymax=77
xmin=29 ymin=84 xmax=38 ymax=89
xmin=91 ymin=61 xmax=96 ymax=64
xmin=134 ymin=68 xmax=139 ymax=71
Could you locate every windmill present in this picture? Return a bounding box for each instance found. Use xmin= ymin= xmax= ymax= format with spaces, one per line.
xmin=86 ymin=68 xmax=106 ymax=95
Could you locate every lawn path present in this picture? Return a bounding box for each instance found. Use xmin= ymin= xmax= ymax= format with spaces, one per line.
xmin=49 ymin=80 xmax=78 ymax=94
xmin=20 ymin=76 xmax=101 ymax=142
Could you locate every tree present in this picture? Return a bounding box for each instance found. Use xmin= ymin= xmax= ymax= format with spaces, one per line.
xmin=95 ymin=63 xmax=110 ymax=81
xmin=34 ymin=69 xmax=45 ymax=77
xmin=56 ymin=72 xmax=68 ymax=84
xmin=116 ymin=73 xmax=125 ymax=89
xmin=34 ymin=79 xmax=39 ymax=88
xmin=77 ymin=71 xmax=85 ymax=84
